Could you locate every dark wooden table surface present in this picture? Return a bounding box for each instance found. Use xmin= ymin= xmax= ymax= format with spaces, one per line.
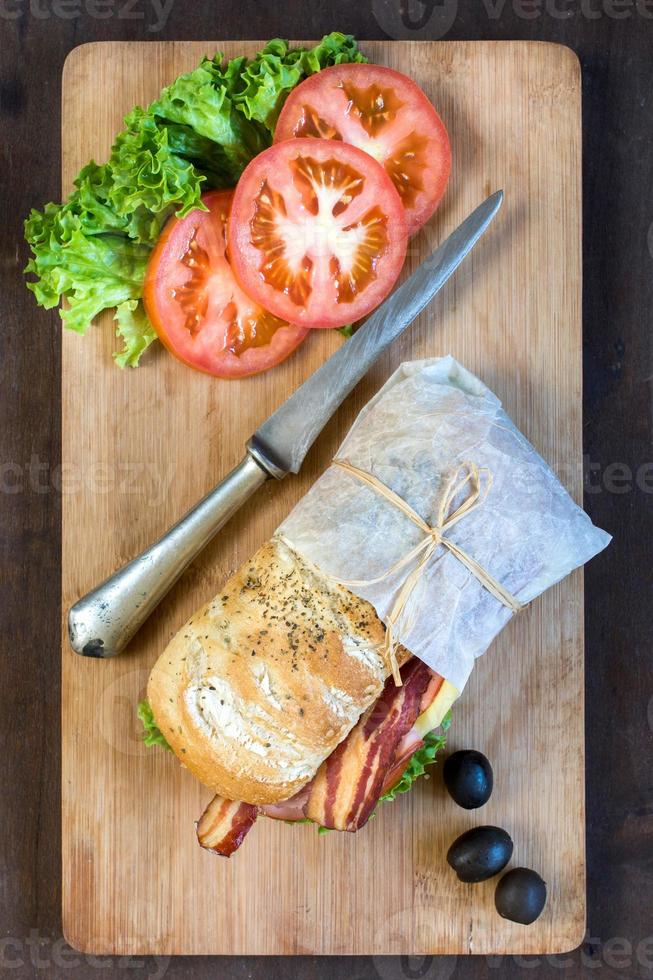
xmin=1 ymin=2 xmax=651 ymax=978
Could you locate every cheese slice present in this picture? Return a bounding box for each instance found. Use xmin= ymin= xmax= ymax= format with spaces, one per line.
xmin=414 ymin=679 xmax=459 ymax=737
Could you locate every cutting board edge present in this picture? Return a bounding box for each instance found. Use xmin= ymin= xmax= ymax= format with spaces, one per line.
xmin=59 ymin=913 xmax=589 ymax=958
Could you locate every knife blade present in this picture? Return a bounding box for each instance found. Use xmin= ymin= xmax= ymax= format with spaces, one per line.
xmin=249 ymin=190 xmax=503 ymax=477
xmin=69 ymin=191 xmax=503 ymax=657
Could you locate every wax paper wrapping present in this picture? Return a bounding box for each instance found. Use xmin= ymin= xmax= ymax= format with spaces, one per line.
xmin=278 ymin=356 xmax=611 ymax=692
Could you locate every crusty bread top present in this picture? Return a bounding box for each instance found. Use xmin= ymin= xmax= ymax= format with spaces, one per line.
xmin=147 ymin=535 xmax=397 ymax=805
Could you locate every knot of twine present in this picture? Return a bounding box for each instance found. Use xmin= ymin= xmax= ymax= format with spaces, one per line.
xmin=332 ymin=459 xmax=523 ymax=686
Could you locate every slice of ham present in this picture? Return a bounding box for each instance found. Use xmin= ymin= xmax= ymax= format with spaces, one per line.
xmin=260 ymin=784 xmax=312 ymax=822
xmin=304 ymin=658 xmax=435 ymax=832
xmin=379 ymin=726 xmax=424 ymax=797
xmin=420 ymin=671 xmax=445 ymax=714
xmin=196 ymin=796 xmax=258 ymax=857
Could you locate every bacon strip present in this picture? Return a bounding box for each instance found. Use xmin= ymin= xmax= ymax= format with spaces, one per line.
xmin=305 ymin=658 xmax=436 ymax=832
xmin=196 ymin=796 xmax=258 ymax=857
xmin=375 ymin=669 xmax=445 ymax=796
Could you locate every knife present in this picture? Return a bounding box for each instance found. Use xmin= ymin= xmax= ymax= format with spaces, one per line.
xmin=68 ymin=190 xmax=503 ymax=658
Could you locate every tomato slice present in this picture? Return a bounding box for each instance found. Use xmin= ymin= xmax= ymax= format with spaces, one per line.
xmin=228 ymin=138 xmax=408 ymax=330
xmin=143 ymin=189 xmax=308 ymax=378
xmin=274 ymin=64 xmax=451 ymax=235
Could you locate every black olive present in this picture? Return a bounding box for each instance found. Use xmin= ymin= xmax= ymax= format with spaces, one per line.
xmin=495 ymin=868 xmax=547 ymax=924
xmin=446 ymin=826 xmax=513 ymax=883
xmin=444 ymin=750 xmax=493 ymax=809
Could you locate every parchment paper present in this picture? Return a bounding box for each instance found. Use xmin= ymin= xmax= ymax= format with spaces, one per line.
xmin=278 ymin=357 xmax=610 ymax=691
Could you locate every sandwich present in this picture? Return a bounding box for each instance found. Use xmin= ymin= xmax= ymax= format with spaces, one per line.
xmin=139 ymin=355 xmax=611 ymax=857
xmin=141 ymin=535 xmax=457 ymax=856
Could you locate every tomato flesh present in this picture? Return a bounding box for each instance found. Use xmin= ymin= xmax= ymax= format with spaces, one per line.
xmin=274 ymin=64 xmax=451 ymax=234
xmin=143 ymin=189 xmax=308 ymax=378
xmin=228 ymin=139 xmax=408 ymax=329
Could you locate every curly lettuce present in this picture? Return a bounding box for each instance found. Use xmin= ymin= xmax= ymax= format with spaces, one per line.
xmin=24 ymin=209 xmax=151 ymax=335
xmin=149 ymin=56 xmax=268 ymax=180
xmin=232 ymin=33 xmax=367 ymax=134
xmin=114 ymin=300 xmax=157 ymax=368
xmin=23 ymin=33 xmax=366 ymax=367
xmin=108 ymin=108 xmax=210 ymax=236
xmin=137 ymin=699 xmax=173 ymax=752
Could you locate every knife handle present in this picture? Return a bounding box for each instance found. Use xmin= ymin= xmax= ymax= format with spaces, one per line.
xmin=68 ymin=454 xmax=269 ymax=658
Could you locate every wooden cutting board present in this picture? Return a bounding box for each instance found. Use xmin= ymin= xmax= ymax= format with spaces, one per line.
xmin=61 ymin=40 xmax=583 ymax=956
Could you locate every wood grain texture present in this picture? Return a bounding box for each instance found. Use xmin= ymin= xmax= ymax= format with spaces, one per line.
xmin=61 ymin=40 xmax=583 ymax=956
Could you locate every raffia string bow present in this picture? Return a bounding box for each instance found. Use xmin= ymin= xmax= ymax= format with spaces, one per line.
xmin=332 ymin=459 xmax=523 ymax=686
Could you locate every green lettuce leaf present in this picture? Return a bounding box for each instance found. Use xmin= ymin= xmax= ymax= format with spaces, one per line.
xmin=301 ymin=31 xmax=368 ymax=73
xmin=137 ymin=699 xmax=173 ymax=752
xmin=25 ymin=212 xmax=151 ymax=335
xmin=69 ymin=162 xmax=131 ymax=237
xmin=108 ymin=107 xmax=209 ymax=238
xmin=114 ymin=300 xmax=157 ymax=368
xmin=232 ymin=33 xmax=367 ymax=134
xmin=379 ymin=710 xmax=452 ymax=804
xmin=162 ymin=121 xmax=239 ymax=189
xmin=149 ymin=55 xmax=269 ymax=180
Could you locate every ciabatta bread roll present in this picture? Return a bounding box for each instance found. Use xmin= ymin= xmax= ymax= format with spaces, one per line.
xmin=148 ymin=535 xmax=406 ymax=805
